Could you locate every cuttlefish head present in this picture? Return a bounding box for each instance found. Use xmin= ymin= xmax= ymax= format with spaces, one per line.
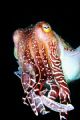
xmin=33 ymin=21 xmax=56 ymax=42
xmin=32 ymin=21 xmax=58 ymax=56
xmin=13 ymin=21 xmax=58 ymax=60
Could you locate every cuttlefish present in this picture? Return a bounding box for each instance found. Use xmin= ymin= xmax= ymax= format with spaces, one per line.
xmin=13 ymin=21 xmax=80 ymax=120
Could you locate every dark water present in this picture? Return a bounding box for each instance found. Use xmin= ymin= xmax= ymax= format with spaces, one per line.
xmin=1 ymin=3 xmax=80 ymax=120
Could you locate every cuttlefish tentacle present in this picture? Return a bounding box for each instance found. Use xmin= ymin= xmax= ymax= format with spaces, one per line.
xmin=38 ymin=44 xmax=60 ymax=100
xmin=31 ymin=34 xmax=47 ymax=93
xmin=47 ymin=40 xmax=70 ymax=119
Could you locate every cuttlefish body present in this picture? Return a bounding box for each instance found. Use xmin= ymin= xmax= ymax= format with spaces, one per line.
xmin=54 ymin=32 xmax=80 ymax=82
xmin=13 ymin=21 xmax=79 ymax=120
xmin=60 ymin=46 xmax=80 ymax=82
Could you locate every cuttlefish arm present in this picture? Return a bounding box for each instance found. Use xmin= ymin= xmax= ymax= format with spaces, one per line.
xmin=14 ymin=66 xmax=74 ymax=113
xmin=41 ymin=95 xmax=74 ymax=113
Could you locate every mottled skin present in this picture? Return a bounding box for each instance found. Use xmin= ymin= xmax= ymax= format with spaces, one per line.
xmin=13 ymin=21 xmax=73 ymax=119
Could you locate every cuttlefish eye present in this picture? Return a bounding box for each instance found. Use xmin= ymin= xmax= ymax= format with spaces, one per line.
xmin=42 ymin=23 xmax=51 ymax=33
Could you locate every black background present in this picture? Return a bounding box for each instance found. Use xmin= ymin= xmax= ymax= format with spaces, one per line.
xmin=1 ymin=2 xmax=80 ymax=120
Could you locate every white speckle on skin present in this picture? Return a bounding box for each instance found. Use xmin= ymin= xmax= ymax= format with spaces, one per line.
xmin=41 ymin=68 xmax=44 ymax=71
xmin=45 ymin=64 xmax=48 ymax=67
